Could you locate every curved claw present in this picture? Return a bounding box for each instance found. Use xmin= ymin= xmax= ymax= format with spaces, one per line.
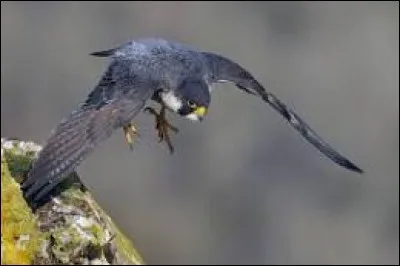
xmin=123 ymin=123 xmax=140 ymax=151
xmin=144 ymin=105 xmax=179 ymax=153
xmin=144 ymin=106 xmax=158 ymax=116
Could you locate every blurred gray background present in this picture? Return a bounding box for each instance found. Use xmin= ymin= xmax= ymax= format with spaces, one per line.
xmin=1 ymin=1 xmax=399 ymax=264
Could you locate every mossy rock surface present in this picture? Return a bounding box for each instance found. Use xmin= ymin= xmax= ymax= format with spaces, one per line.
xmin=1 ymin=138 xmax=145 ymax=265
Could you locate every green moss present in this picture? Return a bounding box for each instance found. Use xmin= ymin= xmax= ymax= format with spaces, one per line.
xmin=1 ymin=138 xmax=146 ymax=265
xmin=1 ymin=155 xmax=45 ymax=265
xmin=51 ymin=179 xmax=145 ymax=264
xmin=50 ymin=222 xmax=103 ymax=264
xmin=86 ymin=196 xmax=145 ymax=264
xmin=3 ymin=150 xmax=33 ymax=183
xmin=111 ymin=220 xmax=145 ymax=264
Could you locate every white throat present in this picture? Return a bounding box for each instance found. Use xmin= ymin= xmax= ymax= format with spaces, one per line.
xmin=185 ymin=113 xmax=200 ymax=121
xmin=160 ymin=90 xmax=182 ymax=112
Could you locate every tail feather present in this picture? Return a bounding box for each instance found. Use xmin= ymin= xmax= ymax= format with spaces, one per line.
xmin=90 ymin=48 xmax=117 ymax=57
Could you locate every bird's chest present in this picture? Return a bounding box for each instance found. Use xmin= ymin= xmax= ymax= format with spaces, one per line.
xmin=158 ymin=90 xmax=182 ymax=112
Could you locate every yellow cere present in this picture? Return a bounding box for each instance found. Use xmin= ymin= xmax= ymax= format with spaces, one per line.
xmin=194 ymin=106 xmax=207 ymax=117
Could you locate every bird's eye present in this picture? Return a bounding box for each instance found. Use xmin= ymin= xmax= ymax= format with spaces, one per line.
xmin=187 ymin=100 xmax=197 ymax=108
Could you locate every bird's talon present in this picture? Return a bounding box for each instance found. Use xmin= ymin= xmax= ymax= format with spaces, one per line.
xmin=144 ymin=107 xmax=158 ymax=116
xmin=156 ymin=130 xmax=161 ymax=140
xmin=145 ymin=105 xmax=178 ymax=152
xmin=123 ymin=123 xmax=139 ymax=151
xmin=167 ymin=124 xmax=179 ymax=133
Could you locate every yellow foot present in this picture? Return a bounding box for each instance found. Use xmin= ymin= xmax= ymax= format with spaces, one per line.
xmin=123 ymin=123 xmax=140 ymax=150
xmin=144 ymin=105 xmax=179 ymax=153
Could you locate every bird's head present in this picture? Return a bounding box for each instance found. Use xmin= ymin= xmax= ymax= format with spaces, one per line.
xmin=161 ymin=78 xmax=210 ymax=122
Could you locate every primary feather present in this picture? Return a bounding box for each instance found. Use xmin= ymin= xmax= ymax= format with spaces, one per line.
xmin=22 ymin=38 xmax=363 ymax=210
xmin=21 ymin=47 xmax=158 ymax=207
xmin=202 ymin=52 xmax=363 ymax=173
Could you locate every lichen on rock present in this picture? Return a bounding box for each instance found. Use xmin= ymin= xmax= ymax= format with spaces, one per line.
xmin=1 ymin=148 xmax=45 ymax=265
xmin=1 ymin=138 xmax=145 ymax=265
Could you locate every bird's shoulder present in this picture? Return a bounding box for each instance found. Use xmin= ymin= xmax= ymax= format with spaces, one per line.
xmin=91 ymin=38 xmax=215 ymax=89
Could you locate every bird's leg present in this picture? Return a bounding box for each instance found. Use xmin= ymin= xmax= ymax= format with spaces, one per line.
xmin=123 ymin=123 xmax=140 ymax=150
xmin=144 ymin=105 xmax=179 ymax=153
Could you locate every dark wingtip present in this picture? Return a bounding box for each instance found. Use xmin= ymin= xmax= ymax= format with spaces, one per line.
xmin=340 ymin=158 xmax=364 ymax=174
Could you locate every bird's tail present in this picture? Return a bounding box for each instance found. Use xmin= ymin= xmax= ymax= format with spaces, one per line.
xmin=90 ymin=48 xmax=118 ymax=57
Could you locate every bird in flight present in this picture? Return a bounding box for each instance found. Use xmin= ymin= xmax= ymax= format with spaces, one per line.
xmin=21 ymin=38 xmax=363 ymax=207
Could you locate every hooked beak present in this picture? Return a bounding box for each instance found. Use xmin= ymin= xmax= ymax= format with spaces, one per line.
xmin=194 ymin=106 xmax=207 ymax=121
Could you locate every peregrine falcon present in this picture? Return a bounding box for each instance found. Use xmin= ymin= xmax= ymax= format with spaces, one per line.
xmin=21 ymin=38 xmax=363 ymax=207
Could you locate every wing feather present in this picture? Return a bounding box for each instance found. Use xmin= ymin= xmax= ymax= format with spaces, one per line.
xmin=202 ymin=52 xmax=363 ymax=174
xmin=22 ymin=58 xmax=156 ymax=208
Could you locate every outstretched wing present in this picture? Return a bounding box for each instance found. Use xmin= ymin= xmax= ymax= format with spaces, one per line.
xmin=202 ymin=52 xmax=363 ymax=174
xmin=21 ymin=58 xmax=156 ymax=207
